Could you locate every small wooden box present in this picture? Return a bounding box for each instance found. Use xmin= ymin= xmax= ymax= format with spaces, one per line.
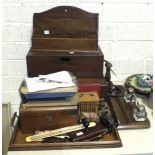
xmin=78 ymin=92 xmax=100 ymax=113
xmin=19 ymin=105 xmax=78 ymax=133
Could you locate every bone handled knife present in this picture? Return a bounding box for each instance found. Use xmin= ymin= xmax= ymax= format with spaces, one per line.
xmin=26 ymin=122 xmax=96 ymax=142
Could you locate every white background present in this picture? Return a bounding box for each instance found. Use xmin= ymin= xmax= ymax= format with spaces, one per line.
xmin=1 ymin=0 xmax=153 ymax=116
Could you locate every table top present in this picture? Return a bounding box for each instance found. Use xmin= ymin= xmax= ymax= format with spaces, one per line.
xmin=7 ymin=98 xmax=153 ymax=155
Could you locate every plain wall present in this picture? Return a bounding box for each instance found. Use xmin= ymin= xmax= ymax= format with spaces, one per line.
xmin=2 ymin=0 xmax=153 ymax=115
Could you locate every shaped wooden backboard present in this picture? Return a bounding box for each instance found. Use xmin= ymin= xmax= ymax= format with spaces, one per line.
xmin=31 ymin=6 xmax=98 ymax=51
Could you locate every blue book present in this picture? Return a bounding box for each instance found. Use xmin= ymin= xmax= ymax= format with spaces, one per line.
xmin=21 ymin=92 xmax=76 ymax=103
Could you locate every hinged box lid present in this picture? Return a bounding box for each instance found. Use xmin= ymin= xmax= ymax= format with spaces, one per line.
xmin=31 ymin=6 xmax=98 ymax=52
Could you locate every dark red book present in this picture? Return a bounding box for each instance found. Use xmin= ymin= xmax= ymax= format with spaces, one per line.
xmin=78 ymin=84 xmax=100 ymax=96
xmin=78 ymin=78 xmax=101 ymax=97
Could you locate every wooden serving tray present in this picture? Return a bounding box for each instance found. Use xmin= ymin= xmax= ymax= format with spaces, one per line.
xmin=9 ymin=121 xmax=122 ymax=151
xmin=109 ymin=97 xmax=150 ymax=129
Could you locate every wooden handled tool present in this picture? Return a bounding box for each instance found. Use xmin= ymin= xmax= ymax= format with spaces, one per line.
xmin=26 ymin=122 xmax=96 ymax=142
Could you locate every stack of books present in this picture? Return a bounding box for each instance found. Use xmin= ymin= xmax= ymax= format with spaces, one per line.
xmin=20 ymin=71 xmax=78 ymax=107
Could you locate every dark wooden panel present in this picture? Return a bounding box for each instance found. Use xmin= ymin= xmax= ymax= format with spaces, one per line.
xmin=33 ymin=6 xmax=98 ymax=19
xmin=32 ymin=38 xmax=98 ymax=51
xmin=26 ymin=48 xmax=104 ymax=78
xmin=32 ymin=6 xmax=98 ymax=51
xmin=33 ymin=18 xmax=97 ymax=38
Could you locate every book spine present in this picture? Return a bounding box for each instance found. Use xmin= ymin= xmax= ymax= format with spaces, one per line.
xmin=21 ymin=92 xmax=75 ymax=103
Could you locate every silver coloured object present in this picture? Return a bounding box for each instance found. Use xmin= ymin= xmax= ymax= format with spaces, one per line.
xmin=133 ymin=104 xmax=147 ymax=121
xmin=124 ymin=87 xmax=136 ymax=103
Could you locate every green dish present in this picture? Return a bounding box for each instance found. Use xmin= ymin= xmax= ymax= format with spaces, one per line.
xmin=125 ymin=74 xmax=152 ymax=95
